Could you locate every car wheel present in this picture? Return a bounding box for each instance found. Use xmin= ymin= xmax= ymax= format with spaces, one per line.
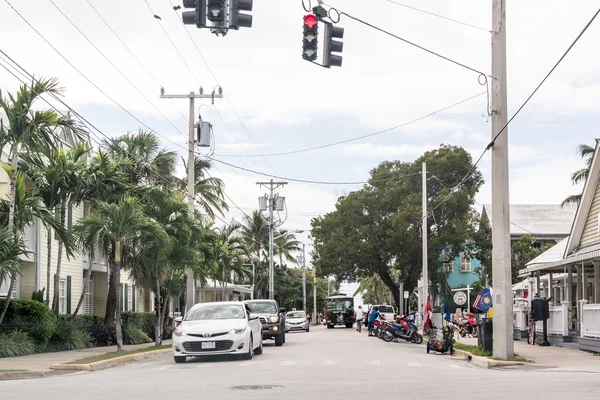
xmin=174 ymin=356 xmax=186 ymax=363
xmin=254 ymin=337 xmax=263 ymax=355
xmin=275 ymin=332 xmax=284 ymax=346
xmin=243 ymin=336 xmax=254 ymax=360
xmin=282 ymin=330 xmax=286 ymax=343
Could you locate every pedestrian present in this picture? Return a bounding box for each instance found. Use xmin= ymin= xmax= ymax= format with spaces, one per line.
xmin=307 ymin=312 xmax=312 ymax=324
xmin=355 ymin=305 xmax=364 ymax=333
xmin=368 ymin=307 xmax=380 ymax=337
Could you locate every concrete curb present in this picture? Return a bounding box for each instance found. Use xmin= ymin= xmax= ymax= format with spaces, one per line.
xmin=50 ymin=348 xmax=171 ymax=372
xmin=452 ymin=349 xmax=525 ymax=369
xmin=0 ymin=371 xmax=46 ymax=381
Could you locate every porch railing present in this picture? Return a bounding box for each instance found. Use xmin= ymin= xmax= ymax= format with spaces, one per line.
xmin=581 ymin=303 xmax=600 ymax=339
xmin=535 ymin=302 xmax=569 ymax=336
xmin=513 ymin=306 xmax=527 ymax=331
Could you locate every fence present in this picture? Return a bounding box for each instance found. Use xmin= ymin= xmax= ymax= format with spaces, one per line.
xmin=581 ymin=303 xmax=600 ymax=339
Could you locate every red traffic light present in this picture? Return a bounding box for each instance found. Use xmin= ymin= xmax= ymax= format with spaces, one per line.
xmin=304 ymin=14 xmax=317 ymax=28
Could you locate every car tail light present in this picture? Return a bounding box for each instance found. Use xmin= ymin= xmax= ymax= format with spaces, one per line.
xmin=393 ymin=314 xmax=397 ymax=320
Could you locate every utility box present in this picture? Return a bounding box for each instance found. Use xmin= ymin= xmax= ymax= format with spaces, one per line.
xmin=196 ymin=121 xmax=212 ymax=147
xmin=477 ymin=317 xmax=493 ymax=353
xmin=531 ymin=296 xmax=550 ymax=321
xmin=275 ymin=197 xmax=285 ymax=211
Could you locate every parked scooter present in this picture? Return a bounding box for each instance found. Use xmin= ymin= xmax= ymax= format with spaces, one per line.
xmin=383 ymin=313 xmax=423 ymax=344
xmin=426 ymin=323 xmax=455 ymax=354
xmin=454 ymin=312 xmax=478 ymax=338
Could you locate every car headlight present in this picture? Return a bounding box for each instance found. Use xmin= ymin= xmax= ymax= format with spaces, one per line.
xmin=268 ymin=316 xmax=279 ymax=323
xmin=229 ymin=327 xmax=247 ymax=335
xmin=173 ymin=330 xmax=187 ymax=337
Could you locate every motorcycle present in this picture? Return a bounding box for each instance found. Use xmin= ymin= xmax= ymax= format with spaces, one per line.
xmin=454 ymin=312 xmax=478 ymax=338
xmin=426 ymin=323 xmax=455 ymax=355
xmin=383 ymin=313 xmax=423 ymax=344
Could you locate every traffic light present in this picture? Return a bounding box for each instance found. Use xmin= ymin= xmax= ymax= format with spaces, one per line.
xmin=302 ymin=14 xmax=318 ymax=61
xmin=323 ymin=23 xmax=344 ymax=67
xmin=182 ymin=0 xmax=206 ymax=28
xmin=229 ymin=0 xmax=253 ymax=29
xmin=207 ymin=0 xmax=226 ymax=22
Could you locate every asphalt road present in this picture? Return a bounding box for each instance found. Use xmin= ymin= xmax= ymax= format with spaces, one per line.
xmin=2 ymin=325 xmax=599 ymax=399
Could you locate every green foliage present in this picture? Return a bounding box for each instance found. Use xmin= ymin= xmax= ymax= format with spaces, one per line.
xmin=68 ymin=315 xmax=114 ymax=347
xmin=121 ymin=312 xmax=155 ymax=342
xmin=0 ymin=299 xmax=56 ymax=346
xmin=311 ymin=145 xmax=484 ymax=308
xmin=0 ymin=331 xmax=36 ymax=358
xmin=31 ymin=288 xmax=45 ymax=303
xmin=124 ymin=328 xmax=152 ymax=345
xmin=511 ymin=235 xmax=543 ymax=284
xmin=46 ymin=316 xmax=92 ymax=351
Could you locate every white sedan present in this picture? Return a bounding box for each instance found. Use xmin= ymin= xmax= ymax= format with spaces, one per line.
xmin=172 ymin=301 xmax=263 ymax=363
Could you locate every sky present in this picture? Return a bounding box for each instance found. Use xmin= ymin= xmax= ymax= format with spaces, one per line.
xmin=1 ymin=0 xmax=599 ymax=271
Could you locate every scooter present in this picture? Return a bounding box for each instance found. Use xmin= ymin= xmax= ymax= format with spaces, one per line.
xmin=383 ymin=314 xmax=423 ymax=344
xmin=426 ymin=323 xmax=454 ymax=355
xmin=454 ymin=312 xmax=478 ymax=338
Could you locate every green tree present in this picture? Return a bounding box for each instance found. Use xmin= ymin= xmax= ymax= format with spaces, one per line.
xmin=182 ymin=157 xmax=228 ymax=218
xmin=354 ymin=273 xmax=388 ymax=305
xmin=562 ymin=144 xmax=594 ymax=206
xmin=273 ymin=230 xmax=302 ymax=267
xmin=242 ymin=210 xmax=269 ymax=298
xmin=511 ymin=235 xmax=546 ymax=284
xmin=311 ymin=145 xmax=483 ymax=310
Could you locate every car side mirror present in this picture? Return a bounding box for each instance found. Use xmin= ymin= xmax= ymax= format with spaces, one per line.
xmin=249 ymin=313 xmax=259 ymax=320
xmin=279 ymin=308 xmax=286 ymax=314
xmin=174 ymin=316 xmax=183 ymax=327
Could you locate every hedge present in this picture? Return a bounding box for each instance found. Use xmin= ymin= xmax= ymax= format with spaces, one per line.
xmin=0 ymin=299 xmax=56 ymax=347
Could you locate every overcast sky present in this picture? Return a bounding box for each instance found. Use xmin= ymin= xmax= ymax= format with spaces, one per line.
xmin=1 ymin=0 xmax=599 ymax=266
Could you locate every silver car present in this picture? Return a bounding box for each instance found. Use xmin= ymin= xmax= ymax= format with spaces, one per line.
xmin=285 ymin=311 xmax=310 ymax=333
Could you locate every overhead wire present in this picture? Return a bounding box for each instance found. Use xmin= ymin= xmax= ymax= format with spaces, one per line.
xmin=215 ymin=91 xmax=487 ymax=157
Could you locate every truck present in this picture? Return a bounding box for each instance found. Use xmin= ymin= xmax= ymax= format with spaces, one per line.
xmin=246 ymin=299 xmax=286 ymax=346
xmin=324 ymin=293 xmax=355 ymax=329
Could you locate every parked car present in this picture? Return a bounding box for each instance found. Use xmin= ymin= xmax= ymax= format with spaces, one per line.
xmin=365 ymin=305 xmax=396 ymax=326
xmin=172 ymin=301 xmax=263 ymax=363
xmin=285 ymin=310 xmax=310 ymax=333
xmin=246 ymin=299 xmax=286 ymax=346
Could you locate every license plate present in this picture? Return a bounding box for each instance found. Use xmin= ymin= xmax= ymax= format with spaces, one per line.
xmin=201 ymin=342 xmax=216 ymax=349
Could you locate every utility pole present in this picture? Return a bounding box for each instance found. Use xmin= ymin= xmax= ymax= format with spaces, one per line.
xmin=302 ymin=243 xmax=307 ymax=312
xmin=421 ymin=162 xmax=428 ymax=318
xmin=491 ymin=0 xmax=514 ymax=360
xmin=257 ymin=179 xmax=287 ymax=300
xmin=313 ymin=266 xmax=317 ymax=321
xmin=160 ymin=87 xmax=223 ymax=313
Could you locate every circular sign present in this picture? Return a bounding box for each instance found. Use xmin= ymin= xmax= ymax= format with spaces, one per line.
xmin=453 ymin=291 xmax=467 ymax=305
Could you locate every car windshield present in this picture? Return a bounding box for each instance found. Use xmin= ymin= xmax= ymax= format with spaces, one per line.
xmin=287 ymin=311 xmax=306 ymax=319
xmin=185 ymin=304 xmax=246 ymax=321
xmin=248 ymin=302 xmax=278 ymax=313
xmin=378 ymin=306 xmax=394 ymax=313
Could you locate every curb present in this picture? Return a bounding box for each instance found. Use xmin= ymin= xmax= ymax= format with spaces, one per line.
xmin=50 ymin=348 xmax=171 ymax=372
xmin=0 ymin=371 xmax=46 ymax=381
xmin=452 ymin=349 xmax=525 ymax=369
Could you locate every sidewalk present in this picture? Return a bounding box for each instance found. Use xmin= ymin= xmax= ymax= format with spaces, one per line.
xmin=0 ymin=340 xmax=171 ymax=372
xmin=457 ymin=337 xmax=600 ymax=372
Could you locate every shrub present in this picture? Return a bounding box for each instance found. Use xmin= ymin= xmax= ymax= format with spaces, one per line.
xmin=122 ymin=312 xmax=155 ymax=340
xmin=0 ymin=299 xmax=56 ymax=347
xmin=0 ymin=331 xmax=36 ymax=358
xmin=124 ymin=328 xmax=152 ymax=345
xmin=163 ymin=326 xmax=174 ymax=340
xmin=69 ymin=315 xmax=113 ymax=347
xmin=46 ymin=316 xmax=92 ymax=352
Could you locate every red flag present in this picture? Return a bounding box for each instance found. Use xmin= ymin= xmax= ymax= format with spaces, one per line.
xmin=424 ymin=295 xmax=432 ymax=329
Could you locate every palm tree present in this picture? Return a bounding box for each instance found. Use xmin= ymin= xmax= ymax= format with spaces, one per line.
xmin=562 ymin=144 xmax=595 ymax=206
xmin=0 ymin=228 xmax=29 ymax=301
xmin=23 ymin=144 xmax=89 ymax=311
xmin=273 ymin=230 xmax=302 ymax=267
xmin=208 ymin=223 xmax=250 ymax=301
xmin=354 ymin=273 xmax=388 ymax=305
xmin=182 ymin=157 xmax=228 ymax=218
xmin=73 ymin=196 xmax=166 ymax=351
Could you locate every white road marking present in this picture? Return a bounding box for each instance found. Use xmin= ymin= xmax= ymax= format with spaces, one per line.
xmin=407 ymin=362 xmax=422 ymax=367
xmin=366 ymin=360 xmax=381 ymax=366
xmin=323 ymin=360 xmax=335 ymax=365
xmin=281 ymin=360 xmax=297 ymax=366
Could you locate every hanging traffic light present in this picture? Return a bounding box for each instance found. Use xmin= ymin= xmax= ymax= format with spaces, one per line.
xmin=207 ymin=0 xmax=226 ymax=22
xmin=229 ymin=0 xmax=253 ymax=29
xmin=182 ymin=0 xmax=206 ymax=28
xmin=302 ymin=14 xmax=318 ymax=61
xmin=323 ymin=23 xmax=344 ymax=67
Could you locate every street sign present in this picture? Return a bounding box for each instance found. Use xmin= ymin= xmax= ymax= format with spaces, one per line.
xmin=403 ymin=291 xmax=409 ymax=299
xmin=453 ymin=291 xmax=467 ymax=305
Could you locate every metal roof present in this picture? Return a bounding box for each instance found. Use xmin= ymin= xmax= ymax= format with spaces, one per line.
xmin=526 ymin=237 xmax=569 ymax=267
xmin=482 ymin=204 xmax=576 ymax=236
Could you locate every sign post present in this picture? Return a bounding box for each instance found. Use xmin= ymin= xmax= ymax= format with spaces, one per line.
xmin=451 ymin=285 xmax=473 ymax=313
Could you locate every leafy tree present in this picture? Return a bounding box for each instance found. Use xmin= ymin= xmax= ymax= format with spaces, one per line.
xmin=273 ymin=230 xmax=302 ymax=268
xmin=562 ymin=144 xmax=594 ymax=206
xmin=510 ymin=235 xmax=555 ymax=284
xmin=182 ymin=157 xmax=228 ymax=218
xmin=354 ymin=274 xmax=388 ymax=305
xmin=311 ymin=145 xmax=483 ymax=310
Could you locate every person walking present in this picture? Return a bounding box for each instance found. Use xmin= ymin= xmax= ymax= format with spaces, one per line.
xmin=355 ymin=305 xmax=364 ymax=333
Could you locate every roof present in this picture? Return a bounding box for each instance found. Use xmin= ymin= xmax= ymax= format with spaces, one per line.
xmin=482 ymin=204 xmax=576 ymax=236
xmin=526 ymin=237 xmax=569 ymax=267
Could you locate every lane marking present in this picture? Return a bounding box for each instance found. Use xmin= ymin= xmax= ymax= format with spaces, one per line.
xmin=407 ymin=362 xmax=422 ymax=367
xmin=281 ymin=360 xmax=297 ymax=366
xmin=323 ymin=360 xmax=335 ymax=365
xmin=366 ymin=360 xmax=381 ymax=366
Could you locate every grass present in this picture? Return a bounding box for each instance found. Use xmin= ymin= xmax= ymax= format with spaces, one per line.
xmin=66 ymin=344 xmax=170 ymax=365
xmin=453 ymin=343 xmax=533 ymax=363
xmin=0 ymin=369 xmax=28 ymax=372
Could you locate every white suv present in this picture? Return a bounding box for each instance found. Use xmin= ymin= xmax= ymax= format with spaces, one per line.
xmin=367 ymin=305 xmax=396 ymax=323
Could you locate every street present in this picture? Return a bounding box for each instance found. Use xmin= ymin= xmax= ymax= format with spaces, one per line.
xmin=2 ymin=325 xmax=599 ymax=399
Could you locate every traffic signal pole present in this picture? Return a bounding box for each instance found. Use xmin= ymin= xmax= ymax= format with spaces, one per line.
xmin=160 ymin=88 xmax=223 ymax=314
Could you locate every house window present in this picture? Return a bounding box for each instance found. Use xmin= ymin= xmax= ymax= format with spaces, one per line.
xmin=460 ymin=254 xmax=471 ymax=272
xmin=59 ymin=279 xmax=66 ymax=314
xmin=127 ymin=286 xmax=133 ymax=311
xmin=442 ymin=252 xmax=453 ymax=273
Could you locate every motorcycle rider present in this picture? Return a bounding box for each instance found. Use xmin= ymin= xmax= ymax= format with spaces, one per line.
xmin=367 ymin=307 xmax=380 ymax=337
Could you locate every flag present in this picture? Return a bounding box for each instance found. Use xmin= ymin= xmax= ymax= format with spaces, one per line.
xmin=444 ymin=294 xmax=451 ymax=321
xmin=473 ymin=289 xmax=483 ymax=310
xmin=423 ymin=295 xmax=433 ymax=328
xmin=475 ymin=288 xmax=493 ymax=312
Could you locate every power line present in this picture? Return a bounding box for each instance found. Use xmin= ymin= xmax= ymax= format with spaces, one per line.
xmin=424 ymin=7 xmax=600 ymax=219
xmin=324 ymin=2 xmax=491 ymax=78
xmin=381 ymin=0 xmax=490 ymax=32
xmin=215 ymin=91 xmax=486 ymax=157
xmin=205 ymin=156 xmax=422 ymax=185
xmin=46 ymin=0 xmax=189 ymax=145
xmin=2 ymin=0 xmax=188 ymax=153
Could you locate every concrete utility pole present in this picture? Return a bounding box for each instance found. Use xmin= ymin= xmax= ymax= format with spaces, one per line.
xmin=302 ymin=242 xmax=307 ymax=312
xmin=257 ymin=179 xmax=287 ymax=300
xmin=490 ymin=0 xmax=514 ymax=360
xmin=160 ymin=87 xmax=223 ymax=314
xmin=313 ymin=266 xmax=317 ymax=319
xmin=421 ymin=162 xmax=428 ymax=317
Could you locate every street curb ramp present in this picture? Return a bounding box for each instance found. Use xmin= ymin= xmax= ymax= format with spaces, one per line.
xmin=49 ymin=348 xmax=171 ymax=372
xmin=452 ymin=349 xmax=525 ymax=369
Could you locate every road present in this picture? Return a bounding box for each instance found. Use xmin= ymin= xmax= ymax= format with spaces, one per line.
xmin=2 ymin=325 xmax=599 ymax=399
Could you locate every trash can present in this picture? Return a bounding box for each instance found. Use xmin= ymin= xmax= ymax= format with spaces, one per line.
xmin=477 ymin=317 xmax=493 ymax=352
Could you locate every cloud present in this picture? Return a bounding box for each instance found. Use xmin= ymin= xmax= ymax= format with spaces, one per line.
xmin=340 ymin=143 xmax=435 ymax=158
xmin=219 ymin=142 xmax=272 ymax=153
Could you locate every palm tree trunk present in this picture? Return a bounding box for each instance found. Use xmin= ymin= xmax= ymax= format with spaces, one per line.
xmin=73 ymin=261 xmax=93 ymax=316
xmin=114 ymin=241 xmax=124 ymax=352
xmin=105 ymin=246 xmax=117 ymax=333
xmin=45 ymin=226 xmax=52 ymax=306
xmin=52 ymin=197 xmax=67 ymax=313
xmin=154 ymin=248 xmax=161 ymax=346
xmin=160 ymin=293 xmax=169 ymax=336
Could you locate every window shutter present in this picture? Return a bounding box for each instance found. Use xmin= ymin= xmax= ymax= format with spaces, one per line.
xmin=119 ymin=283 xmax=124 ymax=311
xmin=124 ymin=284 xmax=129 ymax=311
xmin=66 ymin=276 xmax=72 ymax=314
xmin=132 ymin=285 xmax=136 ymax=312
xmin=67 ymin=205 xmax=73 ymax=228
